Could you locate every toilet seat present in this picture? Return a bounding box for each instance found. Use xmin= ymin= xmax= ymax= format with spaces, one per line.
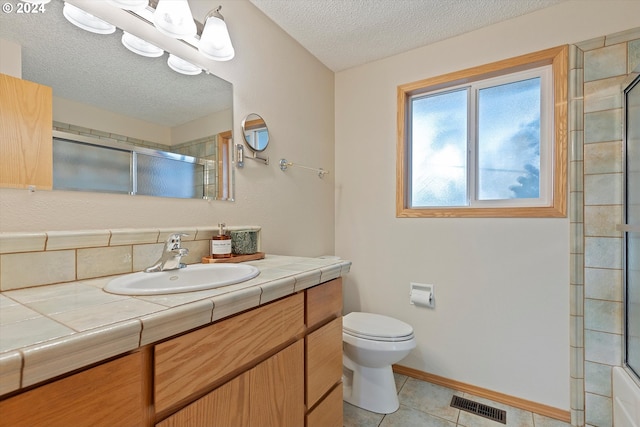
xmin=343 ymin=312 xmax=414 ymax=342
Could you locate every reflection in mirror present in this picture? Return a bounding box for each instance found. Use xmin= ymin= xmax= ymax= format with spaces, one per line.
xmin=0 ymin=0 xmax=234 ymax=201
xmin=242 ymin=113 xmax=269 ymax=152
xmin=52 ymin=131 xmax=222 ymax=199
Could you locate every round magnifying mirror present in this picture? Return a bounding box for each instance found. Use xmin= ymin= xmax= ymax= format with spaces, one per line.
xmin=241 ymin=113 xmax=269 ymax=152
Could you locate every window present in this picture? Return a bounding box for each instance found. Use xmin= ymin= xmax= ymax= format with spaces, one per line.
xmin=397 ymin=46 xmax=568 ymax=218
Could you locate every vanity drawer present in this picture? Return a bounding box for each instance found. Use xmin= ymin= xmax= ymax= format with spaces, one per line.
xmin=306 ymin=383 xmax=343 ymax=427
xmin=154 ymin=292 xmax=304 ymax=413
xmin=306 ymin=277 xmax=342 ymax=328
xmin=306 ymin=316 xmax=343 ymax=408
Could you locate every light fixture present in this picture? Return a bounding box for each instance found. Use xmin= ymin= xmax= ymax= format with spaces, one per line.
xmin=59 ymin=0 xmax=236 ymax=77
xmin=153 ymin=0 xmax=197 ymax=39
xmin=167 ymin=54 xmax=201 ymax=75
xmin=198 ymin=6 xmax=234 ymax=61
xmin=106 ymin=0 xmax=148 ymax=11
xmin=122 ymin=31 xmax=164 ymax=57
xmin=63 ymin=2 xmax=116 ymax=35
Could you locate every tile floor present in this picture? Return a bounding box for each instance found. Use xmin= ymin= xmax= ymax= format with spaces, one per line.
xmin=343 ymin=374 xmax=573 ymax=427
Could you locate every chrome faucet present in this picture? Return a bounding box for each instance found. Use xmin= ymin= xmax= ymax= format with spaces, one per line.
xmin=144 ymin=233 xmax=189 ymax=273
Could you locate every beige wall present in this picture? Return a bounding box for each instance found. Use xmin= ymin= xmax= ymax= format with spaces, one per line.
xmin=0 ymin=0 xmax=335 ymax=258
xmin=53 ymin=97 xmax=172 ymax=144
xmin=335 ymin=0 xmax=640 ymax=413
xmin=53 ymin=96 xmax=232 ymax=145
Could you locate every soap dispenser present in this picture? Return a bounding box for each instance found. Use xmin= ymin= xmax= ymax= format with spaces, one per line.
xmin=211 ymin=223 xmax=232 ymax=259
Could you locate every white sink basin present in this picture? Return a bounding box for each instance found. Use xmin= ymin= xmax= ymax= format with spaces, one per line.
xmin=104 ymin=263 xmax=260 ymax=295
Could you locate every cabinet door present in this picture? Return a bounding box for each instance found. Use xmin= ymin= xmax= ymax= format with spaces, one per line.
xmin=0 ymin=352 xmax=146 ymax=427
xmin=0 ymin=73 xmax=52 ymax=189
xmin=307 ymin=383 xmax=343 ymax=427
xmin=250 ymin=340 xmax=304 ymax=427
xmin=156 ymin=373 xmax=250 ymax=427
xmin=157 ymin=341 xmax=304 ymax=427
xmin=155 ymin=292 xmax=304 ymax=413
xmin=306 ymin=317 xmax=343 ymax=408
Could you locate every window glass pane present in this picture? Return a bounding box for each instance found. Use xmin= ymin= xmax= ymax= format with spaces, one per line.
xmin=411 ymin=89 xmax=468 ymax=207
xmin=53 ymin=138 xmax=131 ymax=194
xmin=256 ymin=129 xmax=269 ymax=150
xmin=136 ymin=154 xmax=203 ymax=199
xmin=477 ymin=78 xmax=541 ymax=200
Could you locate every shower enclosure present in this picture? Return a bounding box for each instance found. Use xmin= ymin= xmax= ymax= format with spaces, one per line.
xmin=623 ymin=74 xmax=639 ymax=384
xmin=613 ymin=73 xmax=640 ymax=427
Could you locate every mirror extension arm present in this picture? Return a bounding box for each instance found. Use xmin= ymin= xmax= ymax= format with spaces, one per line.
xmin=236 ymin=144 xmax=269 ymax=167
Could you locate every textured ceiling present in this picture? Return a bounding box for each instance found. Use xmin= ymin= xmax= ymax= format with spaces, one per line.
xmin=0 ymin=0 xmax=232 ymax=128
xmin=249 ymin=0 xmax=569 ymax=71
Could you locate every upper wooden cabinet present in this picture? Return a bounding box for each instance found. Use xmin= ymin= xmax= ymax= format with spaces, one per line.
xmin=0 ymin=73 xmax=53 ymax=190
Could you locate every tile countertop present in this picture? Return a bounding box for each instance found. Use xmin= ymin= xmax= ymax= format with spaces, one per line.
xmin=0 ymin=255 xmax=351 ymax=396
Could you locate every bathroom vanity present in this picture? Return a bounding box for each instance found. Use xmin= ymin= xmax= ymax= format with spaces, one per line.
xmin=0 ymin=250 xmax=348 ymax=427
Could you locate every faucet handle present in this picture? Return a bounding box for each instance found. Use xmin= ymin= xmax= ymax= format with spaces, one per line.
xmin=166 ymin=233 xmax=189 ymax=250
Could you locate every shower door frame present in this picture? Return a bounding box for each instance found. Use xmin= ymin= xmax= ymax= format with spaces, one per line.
xmin=622 ymin=73 xmax=640 ymax=385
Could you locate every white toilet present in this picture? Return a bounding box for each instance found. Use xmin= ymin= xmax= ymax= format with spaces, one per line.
xmin=342 ymin=312 xmax=416 ymax=414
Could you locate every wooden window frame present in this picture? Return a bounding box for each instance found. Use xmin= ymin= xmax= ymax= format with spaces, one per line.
xmin=396 ymin=45 xmax=568 ymax=218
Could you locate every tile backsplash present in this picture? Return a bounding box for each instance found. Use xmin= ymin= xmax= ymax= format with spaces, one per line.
xmin=0 ymin=226 xmax=261 ymax=292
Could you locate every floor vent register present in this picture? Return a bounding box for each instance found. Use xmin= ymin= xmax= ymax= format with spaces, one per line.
xmin=450 ymin=395 xmax=507 ymax=424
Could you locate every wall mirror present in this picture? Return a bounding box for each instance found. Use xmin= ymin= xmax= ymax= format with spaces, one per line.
xmin=0 ymin=0 xmax=234 ymax=201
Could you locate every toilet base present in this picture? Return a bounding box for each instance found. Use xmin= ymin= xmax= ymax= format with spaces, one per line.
xmin=342 ymin=358 xmax=399 ymax=414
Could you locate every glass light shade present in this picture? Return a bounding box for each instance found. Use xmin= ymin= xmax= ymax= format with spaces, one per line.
xmin=106 ymin=0 xmax=148 ymax=11
xmin=122 ymin=32 xmax=164 ymax=57
xmin=63 ymin=2 xmax=116 ymax=35
xmin=153 ymin=0 xmax=197 ymax=39
xmin=167 ymin=54 xmax=201 ymax=75
xmin=199 ymin=14 xmax=235 ymax=61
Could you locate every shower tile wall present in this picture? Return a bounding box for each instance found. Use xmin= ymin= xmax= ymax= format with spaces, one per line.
xmin=574 ymin=27 xmax=640 ymax=427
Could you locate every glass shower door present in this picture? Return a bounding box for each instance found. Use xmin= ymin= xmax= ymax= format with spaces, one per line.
xmin=623 ymin=74 xmax=640 ymax=381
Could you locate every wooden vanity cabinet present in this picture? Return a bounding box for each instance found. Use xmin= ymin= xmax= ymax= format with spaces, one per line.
xmin=0 ymin=278 xmax=345 ymax=427
xmin=155 ymin=278 xmax=344 ymax=427
xmin=0 ymin=73 xmax=53 ymax=190
xmin=305 ymin=278 xmax=344 ymax=427
xmin=0 ymin=352 xmax=148 ymax=427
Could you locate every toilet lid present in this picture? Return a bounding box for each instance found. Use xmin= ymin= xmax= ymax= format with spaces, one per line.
xmin=343 ymin=312 xmax=414 ymax=341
